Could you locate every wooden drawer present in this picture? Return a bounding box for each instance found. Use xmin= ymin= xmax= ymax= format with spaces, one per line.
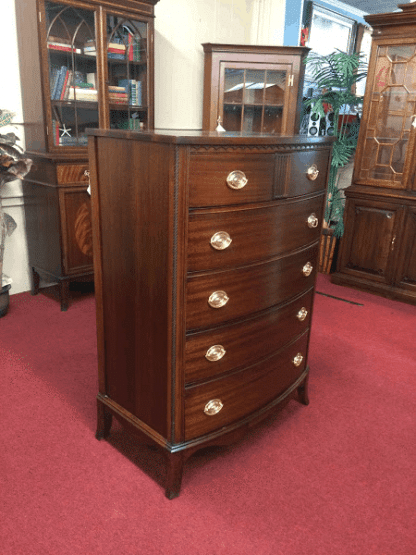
xmin=188 ymin=152 xmax=275 ymax=207
xmin=283 ymin=149 xmax=330 ymax=198
xmin=186 ymin=243 xmax=318 ymax=331
xmin=187 ymin=195 xmax=324 ymax=272
xmin=185 ymin=289 xmax=314 ymax=384
xmin=57 ymin=164 xmax=90 ymax=184
xmin=184 ymin=332 xmax=309 ymax=441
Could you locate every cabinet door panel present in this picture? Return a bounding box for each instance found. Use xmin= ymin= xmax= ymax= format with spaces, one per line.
xmin=59 ymin=187 xmax=93 ymax=274
xmin=394 ymin=206 xmax=416 ymax=292
xmin=339 ymin=198 xmax=403 ymax=284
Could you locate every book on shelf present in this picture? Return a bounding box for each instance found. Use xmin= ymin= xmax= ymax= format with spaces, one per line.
xmin=60 ymin=69 xmax=73 ymax=100
xmin=60 ymin=135 xmax=88 ymax=146
xmin=67 ymin=87 xmax=98 ymax=101
xmin=48 ymin=42 xmax=82 ymax=54
xmin=118 ymin=79 xmax=142 ymax=106
xmin=52 ymin=65 xmax=68 ymax=100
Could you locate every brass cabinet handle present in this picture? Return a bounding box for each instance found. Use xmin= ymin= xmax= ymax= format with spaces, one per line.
xmin=83 ymin=169 xmax=90 ymax=177
xmin=306 ymin=164 xmax=319 ymax=181
xmin=307 ymin=213 xmax=319 ymax=228
xmin=208 ymin=290 xmax=229 ymax=308
xmin=205 ymin=345 xmax=226 ymax=362
xmin=293 ymin=353 xmax=304 ymax=367
xmin=297 ymin=307 xmax=308 ymax=321
xmin=226 ymin=170 xmax=248 ymax=190
xmin=302 ymin=262 xmax=313 ymax=277
xmin=204 ymin=399 xmax=224 ymax=416
xmin=210 ymin=231 xmax=232 ymax=250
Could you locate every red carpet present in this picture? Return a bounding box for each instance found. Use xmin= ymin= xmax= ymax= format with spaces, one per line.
xmin=1 ymin=276 xmax=415 ymax=554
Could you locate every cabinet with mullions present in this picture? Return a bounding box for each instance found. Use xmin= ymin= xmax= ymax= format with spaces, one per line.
xmin=202 ymin=44 xmax=310 ymax=134
xmin=15 ymin=0 xmax=159 ymax=310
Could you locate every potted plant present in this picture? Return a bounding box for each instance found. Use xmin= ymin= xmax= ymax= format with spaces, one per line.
xmin=303 ymin=50 xmax=367 ymax=272
xmin=0 ymin=109 xmax=32 ymax=316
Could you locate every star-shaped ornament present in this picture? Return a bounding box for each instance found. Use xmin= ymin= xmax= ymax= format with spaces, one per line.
xmin=59 ymin=124 xmax=72 ymax=137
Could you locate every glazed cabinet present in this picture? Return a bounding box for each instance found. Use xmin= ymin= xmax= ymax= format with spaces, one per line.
xmin=15 ymin=0 xmax=159 ymax=309
xmin=202 ymin=44 xmax=310 ymax=134
xmin=88 ymin=129 xmax=332 ymax=498
xmin=332 ymin=2 xmax=416 ymax=304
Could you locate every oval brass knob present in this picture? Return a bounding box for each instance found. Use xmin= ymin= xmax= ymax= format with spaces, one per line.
xmin=306 ymin=164 xmax=319 ymax=181
xmin=226 ymin=170 xmax=248 ymax=190
xmin=205 ymin=345 xmax=226 ymax=362
xmin=210 ymin=231 xmax=232 ymax=250
xmin=302 ymin=262 xmax=313 ymax=277
xmin=293 ymin=353 xmax=304 ymax=367
xmin=208 ymin=290 xmax=229 ymax=309
xmin=204 ymin=398 xmax=224 ymax=416
xmin=307 ymin=213 xmax=319 ymax=228
xmin=297 ymin=307 xmax=308 ymax=321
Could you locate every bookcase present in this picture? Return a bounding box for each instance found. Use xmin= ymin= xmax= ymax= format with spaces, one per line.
xmin=15 ymin=0 xmax=159 ymax=309
xmin=202 ymin=44 xmax=310 ymax=134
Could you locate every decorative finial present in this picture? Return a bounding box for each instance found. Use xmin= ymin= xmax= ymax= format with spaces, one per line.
xmin=216 ymin=116 xmax=225 ymax=132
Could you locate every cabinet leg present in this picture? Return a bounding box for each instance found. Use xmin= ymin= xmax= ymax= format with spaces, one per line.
xmin=31 ymin=267 xmax=40 ymax=296
xmin=298 ymin=374 xmax=310 ymax=406
xmin=96 ymin=401 xmax=113 ymax=440
xmin=165 ymin=452 xmax=184 ymax=500
xmin=59 ymin=280 xmax=70 ymax=311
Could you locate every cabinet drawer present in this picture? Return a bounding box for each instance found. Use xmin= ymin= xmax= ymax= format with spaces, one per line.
xmin=186 ymin=243 xmax=318 ymax=331
xmin=184 ymin=332 xmax=309 ymax=441
xmin=185 ymin=289 xmax=314 ymax=383
xmin=57 ymin=164 xmax=90 ymax=184
xmin=187 ymin=195 xmax=324 ymax=272
xmin=285 ymin=150 xmax=330 ymax=197
xmin=188 ymin=152 xmax=275 ymax=207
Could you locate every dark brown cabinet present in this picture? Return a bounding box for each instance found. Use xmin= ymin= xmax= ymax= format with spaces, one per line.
xmin=15 ymin=0 xmax=159 ymax=309
xmin=88 ymin=128 xmax=332 ymax=498
xmin=202 ymin=44 xmax=309 ymax=134
xmin=332 ymin=2 xmax=416 ymax=304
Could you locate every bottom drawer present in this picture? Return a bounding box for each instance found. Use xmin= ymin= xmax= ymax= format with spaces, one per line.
xmin=184 ymin=332 xmax=309 ymax=441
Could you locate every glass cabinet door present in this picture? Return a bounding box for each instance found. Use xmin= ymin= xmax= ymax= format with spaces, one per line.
xmin=105 ymin=15 xmax=148 ymax=131
xmin=45 ymin=1 xmax=99 ymax=148
xmin=358 ymin=43 xmax=416 ymax=188
xmin=221 ymin=63 xmax=290 ymax=133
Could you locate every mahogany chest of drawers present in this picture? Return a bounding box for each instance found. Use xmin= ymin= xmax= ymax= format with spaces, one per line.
xmin=87 ymin=129 xmax=332 ymax=498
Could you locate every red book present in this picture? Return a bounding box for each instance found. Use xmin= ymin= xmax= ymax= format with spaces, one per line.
xmin=60 ymin=70 xmax=70 ymax=100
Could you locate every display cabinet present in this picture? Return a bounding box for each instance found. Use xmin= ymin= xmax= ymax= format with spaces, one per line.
xmin=332 ymin=2 xmax=416 ymax=304
xmin=202 ymin=44 xmax=310 ymax=134
xmin=15 ymin=0 xmax=159 ymax=309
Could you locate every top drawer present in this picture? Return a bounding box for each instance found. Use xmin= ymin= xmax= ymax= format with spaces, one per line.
xmin=188 ymin=153 xmax=274 ymax=207
xmin=188 ymin=149 xmax=330 ymax=207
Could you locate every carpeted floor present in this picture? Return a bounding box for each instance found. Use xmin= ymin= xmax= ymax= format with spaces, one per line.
xmin=1 ymin=275 xmax=415 ymax=554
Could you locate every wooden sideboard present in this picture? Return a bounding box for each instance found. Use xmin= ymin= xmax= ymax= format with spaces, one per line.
xmin=88 ymin=129 xmax=333 ymax=498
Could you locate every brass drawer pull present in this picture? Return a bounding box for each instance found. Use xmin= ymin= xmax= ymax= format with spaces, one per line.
xmin=204 ymin=399 xmax=224 ymax=416
xmin=208 ymin=290 xmax=229 ymax=309
xmin=83 ymin=169 xmax=90 ymax=178
xmin=302 ymin=262 xmax=313 ymax=277
xmin=210 ymin=231 xmax=232 ymax=250
xmin=306 ymin=164 xmax=319 ymax=181
xmin=297 ymin=307 xmax=308 ymax=321
xmin=307 ymin=213 xmax=319 ymax=228
xmin=293 ymin=353 xmax=304 ymax=367
xmin=205 ymin=345 xmax=226 ymax=362
xmin=226 ymin=170 xmax=248 ymax=190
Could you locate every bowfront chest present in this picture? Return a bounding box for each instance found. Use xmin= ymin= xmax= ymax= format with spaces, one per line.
xmin=88 ymin=129 xmax=332 ymax=498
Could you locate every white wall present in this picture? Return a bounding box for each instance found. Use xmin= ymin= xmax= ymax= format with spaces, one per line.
xmin=154 ymin=0 xmax=286 ymax=128
xmin=1 ymin=0 xmax=29 ymax=295
xmin=3 ymin=0 xmax=287 ymax=294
